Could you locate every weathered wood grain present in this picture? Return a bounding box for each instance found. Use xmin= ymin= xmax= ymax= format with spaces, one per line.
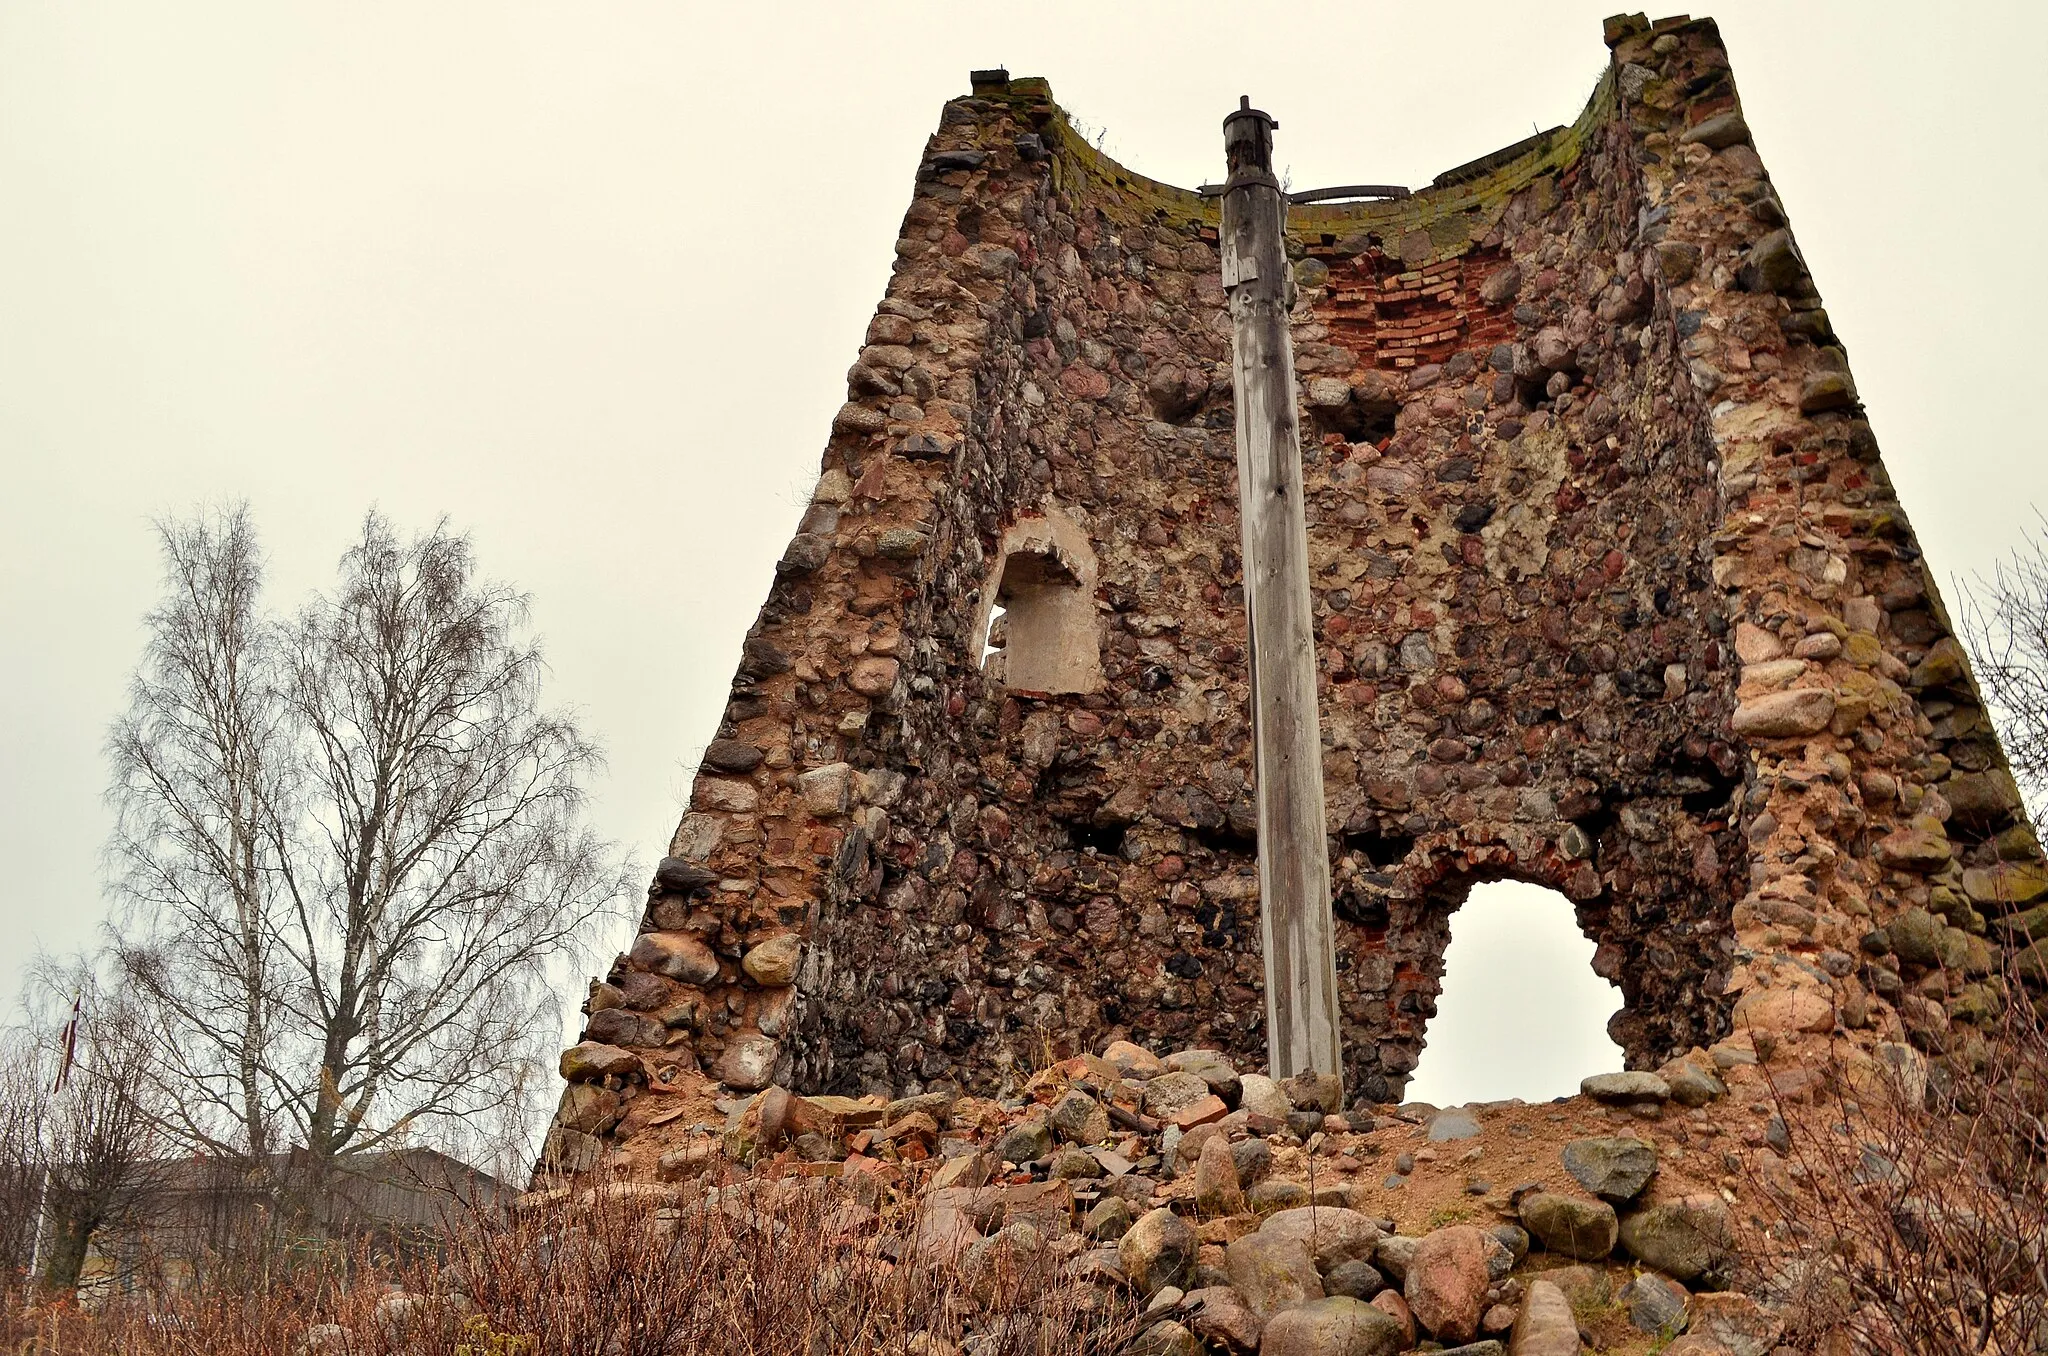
xmin=1220 ymin=99 xmax=1344 ymax=1090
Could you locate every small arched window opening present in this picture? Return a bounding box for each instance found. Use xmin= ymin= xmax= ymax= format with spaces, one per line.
xmin=976 ymin=512 xmax=1101 ymax=695
xmin=1405 ymin=880 xmax=1623 ymax=1106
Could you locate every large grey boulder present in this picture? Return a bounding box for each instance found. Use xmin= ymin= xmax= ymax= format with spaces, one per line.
xmin=1232 ymin=1136 xmax=1274 ymax=1188
xmin=1143 ymin=1071 xmax=1215 ymax=1119
xmin=1323 ymin=1258 xmax=1386 ymax=1299
xmin=1580 ymin=1071 xmax=1670 ymax=1104
xmin=1619 ymin=1196 xmax=1732 ymax=1284
xmin=992 ymin=1116 xmax=1051 ymax=1166
xmin=1257 ymin=1206 xmax=1383 ymax=1271
xmin=1519 ymin=1192 xmax=1618 ymax=1260
xmin=1619 ymin=1270 xmax=1689 ymax=1337
xmin=1258 ymin=1296 xmax=1407 ymax=1356
xmin=1657 ymin=1057 xmax=1727 ymax=1108
xmin=1238 ymin=1073 xmax=1292 ymax=1120
xmin=1118 ymin=1207 xmax=1197 ymax=1298
xmin=1084 ymin=1196 xmax=1133 ymax=1241
xmin=1182 ymin=1286 xmax=1263 ymax=1352
xmin=1050 ymin=1089 xmax=1110 ymax=1145
xmin=1226 ymin=1229 xmax=1324 ymax=1318
xmin=1166 ymin=1048 xmax=1243 ymax=1104
xmin=1560 ymin=1137 xmax=1658 ymax=1203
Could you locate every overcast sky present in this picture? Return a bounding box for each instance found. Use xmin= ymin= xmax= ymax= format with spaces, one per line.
xmin=3 ymin=3 xmax=2042 ymax=1103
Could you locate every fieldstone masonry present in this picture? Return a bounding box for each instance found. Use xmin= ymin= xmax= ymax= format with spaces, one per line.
xmin=547 ymin=14 xmax=2045 ymax=1172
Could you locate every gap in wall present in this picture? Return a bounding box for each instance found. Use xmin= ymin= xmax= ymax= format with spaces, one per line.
xmin=979 ymin=602 xmax=1007 ymax=668
xmin=1404 ymin=879 xmax=1623 ymax=1107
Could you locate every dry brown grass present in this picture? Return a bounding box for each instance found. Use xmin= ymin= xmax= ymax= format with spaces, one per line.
xmin=4 ymin=1171 xmax=1142 ymax=1356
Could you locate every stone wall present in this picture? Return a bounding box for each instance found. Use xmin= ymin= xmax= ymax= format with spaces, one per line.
xmin=546 ymin=14 xmax=2045 ymax=1171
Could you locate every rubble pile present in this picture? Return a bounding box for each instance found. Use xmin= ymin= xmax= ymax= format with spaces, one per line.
xmin=592 ymin=1033 xmax=1847 ymax=1355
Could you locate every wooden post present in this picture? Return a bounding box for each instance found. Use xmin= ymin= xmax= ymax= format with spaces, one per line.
xmin=1221 ymin=98 xmax=1344 ymax=1090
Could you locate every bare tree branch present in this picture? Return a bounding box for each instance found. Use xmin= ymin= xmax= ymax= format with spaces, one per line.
xmin=0 ymin=1031 xmax=50 ymax=1284
xmin=19 ymin=964 xmax=175 ymax=1292
xmin=1959 ymin=521 xmax=2048 ymax=824
xmin=1737 ymin=961 xmax=2048 ymax=1351
xmin=106 ymin=506 xmax=627 ymax=1181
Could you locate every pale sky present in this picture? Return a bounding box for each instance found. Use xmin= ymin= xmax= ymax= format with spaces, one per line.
xmin=1405 ymin=881 xmax=1623 ymax=1106
xmin=4 ymin=3 xmax=2043 ymax=1099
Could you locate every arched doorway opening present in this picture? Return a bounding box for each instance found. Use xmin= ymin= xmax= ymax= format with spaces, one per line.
xmin=1404 ymin=879 xmax=1623 ymax=1106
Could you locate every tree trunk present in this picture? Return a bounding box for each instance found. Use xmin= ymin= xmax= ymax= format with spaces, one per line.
xmin=38 ymin=1210 xmax=93 ymax=1290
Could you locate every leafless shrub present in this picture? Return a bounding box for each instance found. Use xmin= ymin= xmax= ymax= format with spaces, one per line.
xmin=1737 ymin=960 xmax=2048 ymax=1353
xmin=106 ymin=504 xmax=629 ymax=1181
xmin=12 ymin=1232 xmax=388 ymax=1355
xmin=12 ymin=1170 xmax=1141 ymax=1356
xmin=447 ymin=1174 xmax=1137 ymax=1356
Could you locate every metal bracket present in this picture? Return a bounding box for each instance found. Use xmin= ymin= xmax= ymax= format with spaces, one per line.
xmin=1198 ymin=181 xmax=1412 ymax=202
xmin=1215 ymin=170 xmax=1282 ymax=196
xmin=1288 ymin=183 xmax=1413 ymax=204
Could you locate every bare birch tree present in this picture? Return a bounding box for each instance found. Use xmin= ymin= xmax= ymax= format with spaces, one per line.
xmin=1961 ymin=525 xmax=2048 ymax=812
xmin=108 ymin=506 xmax=624 ymax=1178
xmin=109 ymin=506 xmax=285 ymax=1164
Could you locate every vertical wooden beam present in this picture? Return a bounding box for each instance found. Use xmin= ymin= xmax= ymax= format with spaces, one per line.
xmin=1221 ymin=98 xmax=1344 ymax=1089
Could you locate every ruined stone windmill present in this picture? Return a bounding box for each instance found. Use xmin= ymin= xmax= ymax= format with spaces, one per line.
xmin=546 ymin=14 xmax=2044 ymax=1175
